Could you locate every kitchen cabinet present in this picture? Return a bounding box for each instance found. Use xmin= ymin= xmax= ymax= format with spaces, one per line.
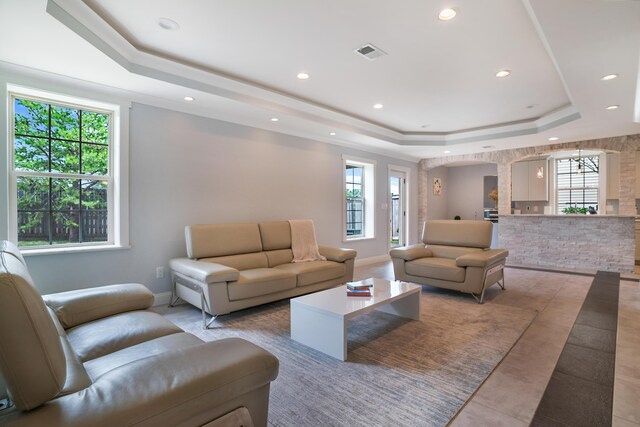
xmin=606 ymin=152 xmax=620 ymax=199
xmin=511 ymin=158 xmax=548 ymax=201
xmin=635 ymin=221 xmax=640 ymax=262
xmin=636 ymin=153 xmax=640 ymax=199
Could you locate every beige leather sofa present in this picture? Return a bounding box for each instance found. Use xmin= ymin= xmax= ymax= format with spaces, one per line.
xmin=390 ymin=220 xmax=508 ymax=303
xmin=169 ymin=221 xmax=357 ymax=327
xmin=0 ymin=240 xmax=279 ymax=427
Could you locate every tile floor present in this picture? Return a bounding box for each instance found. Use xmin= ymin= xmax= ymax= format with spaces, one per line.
xmin=352 ymin=261 xmax=640 ymax=426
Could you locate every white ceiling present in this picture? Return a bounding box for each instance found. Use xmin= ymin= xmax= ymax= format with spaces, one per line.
xmin=1 ymin=0 xmax=639 ymax=162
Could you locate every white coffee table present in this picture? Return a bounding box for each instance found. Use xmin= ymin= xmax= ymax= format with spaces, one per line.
xmin=290 ymin=278 xmax=421 ymax=361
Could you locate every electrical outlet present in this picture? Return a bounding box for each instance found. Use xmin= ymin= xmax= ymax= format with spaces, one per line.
xmin=156 ymin=266 xmax=164 ymax=279
xmin=533 ymin=205 xmax=539 ymax=212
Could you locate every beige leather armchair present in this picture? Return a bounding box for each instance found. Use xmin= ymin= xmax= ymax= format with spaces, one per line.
xmin=0 ymin=240 xmax=279 ymax=426
xmin=390 ymin=220 xmax=508 ymax=303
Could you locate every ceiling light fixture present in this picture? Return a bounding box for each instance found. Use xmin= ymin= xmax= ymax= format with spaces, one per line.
xmin=183 ymin=96 xmax=194 ymax=101
xmin=495 ymin=70 xmax=511 ymax=78
xmin=373 ymin=103 xmax=384 ymax=109
xmin=297 ymin=72 xmax=310 ymax=80
xmin=548 ymin=137 xmax=559 ymax=141
xmin=270 ymin=117 xmax=279 ymax=122
xmin=438 ymin=8 xmax=457 ymax=21
xmin=329 ymin=132 xmax=336 ymax=136
xmin=601 ymin=74 xmax=618 ymax=81
xmin=157 ymin=18 xmax=180 ymax=31
xmin=606 ymin=105 xmax=619 ymax=110
xmin=444 ymin=150 xmax=451 ymax=154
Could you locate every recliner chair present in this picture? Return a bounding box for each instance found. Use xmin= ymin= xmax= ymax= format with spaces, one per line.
xmin=0 ymin=240 xmax=279 ymax=426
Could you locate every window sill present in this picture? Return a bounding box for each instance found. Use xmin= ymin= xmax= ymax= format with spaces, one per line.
xmin=343 ymin=236 xmax=376 ymax=243
xmin=21 ymin=244 xmax=131 ymax=256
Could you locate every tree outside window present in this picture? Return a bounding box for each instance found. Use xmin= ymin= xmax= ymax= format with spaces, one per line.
xmin=12 ymin=97 xmax=111 ymax=246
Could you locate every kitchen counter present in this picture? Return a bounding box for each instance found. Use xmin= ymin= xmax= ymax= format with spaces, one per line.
xmin=499 ymin=215 xmax=634 ymax=273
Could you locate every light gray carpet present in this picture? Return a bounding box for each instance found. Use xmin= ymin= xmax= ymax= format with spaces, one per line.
xmin=158 ymin=288 xmax=537 ymax=427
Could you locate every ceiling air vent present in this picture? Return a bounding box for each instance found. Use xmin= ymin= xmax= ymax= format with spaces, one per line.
xmin=354 ymin=43 xmax=387 ymax=61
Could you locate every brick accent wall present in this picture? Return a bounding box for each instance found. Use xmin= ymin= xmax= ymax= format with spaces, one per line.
xmin=500 ymin=215 xmax=635 ymax=273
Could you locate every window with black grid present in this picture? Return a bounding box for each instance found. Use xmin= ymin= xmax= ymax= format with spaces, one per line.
xmin=556 ymin=156 xmax=599 ymax=214
xmin=345 ymin=164 xmax=364 ymax=237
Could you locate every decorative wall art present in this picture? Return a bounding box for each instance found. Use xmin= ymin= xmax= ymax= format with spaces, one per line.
xmin=433 ymin=177 xmax=442 ymax=196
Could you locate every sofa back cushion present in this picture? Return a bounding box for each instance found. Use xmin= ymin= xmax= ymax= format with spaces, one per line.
xmin=0 ymin=240 xmax=67 ymax=411
xmin=427 ymin=245 xmax=484 ymax=259
xmin=201 ymin=252 xmax=268 ymax=271
xmin=258 ymin=221 xmax=292 ymax=251
xmin=423 ymin=220 xmax=492 ymax=249
xmin=264 ymin=249 xmax=294 ymax=267
xmin=186 ymin=224 xmax=263 ymax=259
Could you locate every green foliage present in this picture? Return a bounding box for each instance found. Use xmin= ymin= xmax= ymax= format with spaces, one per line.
xmin=13 ymin=98 xmax=110 ymax=244
xmin=346 ymin=188 xmax=362 ymax=198
xmin=562 ymin=206 xmax=589 ymax=214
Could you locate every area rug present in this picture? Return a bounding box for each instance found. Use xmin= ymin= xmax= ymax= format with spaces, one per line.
xmin=158 ymin=288 xmax=537 ymax=427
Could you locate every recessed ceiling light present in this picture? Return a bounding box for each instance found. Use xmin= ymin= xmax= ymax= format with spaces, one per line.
xmin=329 ymin=132 xmax=336 ymax=136
xmin=444 ymin=150 xmax=451 ymax=154
xmin=297 ymin=72 xmax=310 ymax=80
xmin=495 ymin=70 xmax=511 ymax=78
xmin=438 ymin=8 xmax=457 ymax=21
xmin=157 ymin=18 xmax=180 ymax=31
xmin=373 ymin=103 xmax=384 ymax=109
xmin=270 ymin=117 xmax=279 ymax=122
xmin=601 ymin=74 xmax=618 ymax=81
xmin=606 ymin=105 xmax=619 ymax=110
xmin=183 ymin=96 xmax=194 ymax=101
xmin=548 ymin=137 xmax=559 ymax=141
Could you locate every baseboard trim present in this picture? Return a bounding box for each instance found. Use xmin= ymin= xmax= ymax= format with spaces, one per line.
xmin=153 ymin=291 xmax=172 ymax=307
xmin=355 ymin=254 xmax=390 ymax=267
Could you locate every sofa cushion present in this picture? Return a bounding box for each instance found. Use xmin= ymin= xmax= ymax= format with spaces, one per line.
xmin=427 ymin=245 xmax=483 ymax=260
xmin=66 ymin=310 xmax=182 ymax=362
xmin=265 ymin=249 xmax=294 ymax=267
xmin=405 ymin=257 xmax=466 ymax=283
xmin=201 ymin=252 xmax=268 ymax=271
xmin=227 ymin=269 xmax=296 ymax=301
xmin=259 ymin=221 xmax=292 ymax=250
xmin=85 ymin=332 xmax=204 ymax=381
xmin=274 ymin=260 xmax=346 ymax=287
xmin=423 ymin=220 xmax=492 ymax=248
xmin=186 ymin=223 xmax=263 ymax=259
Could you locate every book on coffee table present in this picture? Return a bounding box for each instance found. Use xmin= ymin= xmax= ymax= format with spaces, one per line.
xmin=346 ymin=287 xmax=372 ymax=297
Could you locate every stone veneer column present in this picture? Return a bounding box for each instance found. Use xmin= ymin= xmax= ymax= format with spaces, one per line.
xmin=619 ymin=150 xmax=637 ymax=216
xmin=497 ymin=162 xmax=510 ymax=215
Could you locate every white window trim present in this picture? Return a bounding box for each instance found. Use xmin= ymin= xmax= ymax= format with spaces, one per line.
xmin=4 ymin=83 xmax=130 ymax=254
xmin=342 ymin=155 xmax=376 ymax=242
xmin=388 ymin=164 xmax=411 ymax=248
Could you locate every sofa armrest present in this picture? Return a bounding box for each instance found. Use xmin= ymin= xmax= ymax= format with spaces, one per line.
xmin=43 ymin=283 xmax=154 ymax=329
xmin=390 ymin=244 xmax=433 ymax=261
xmin=169 ymin=258 xmax=240 ymax=284
xmin=3 ymin=337 xmax=279 ymax=427
xmin=456 ymin=249 xmax=509 ymax=268
xmin=318 ymin=246 xmax=357 ymax=262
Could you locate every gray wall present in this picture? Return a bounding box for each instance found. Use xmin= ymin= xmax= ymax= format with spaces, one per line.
xmin=11 ymin=103 xmax=418 ymax=295
xmin=445 ymin=163 xmax=498 ymax=220
xmin=426 ymin=166 xmax=449 ymax=220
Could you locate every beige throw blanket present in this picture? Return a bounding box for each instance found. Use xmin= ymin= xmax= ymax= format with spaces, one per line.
xmin=289 ymin=220 xmax=327 ymax=263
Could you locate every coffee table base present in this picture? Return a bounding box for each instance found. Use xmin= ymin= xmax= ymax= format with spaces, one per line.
xmin=290 ymin=281 xmax=420 ymax=361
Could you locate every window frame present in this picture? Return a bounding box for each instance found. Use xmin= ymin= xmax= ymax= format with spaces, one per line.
xmin=342 ymin=155 xmax=376 ymax=241
xmin=555 ymin=155 xmax=600 ymax=214
xmin=5 ymin=84 xmax=129 ymax=254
